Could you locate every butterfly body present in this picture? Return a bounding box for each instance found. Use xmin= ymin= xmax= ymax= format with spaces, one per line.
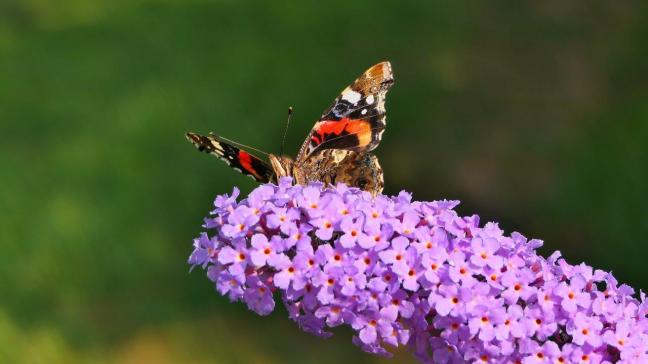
xmin=186 ymin=61 xmax=393 ymax=195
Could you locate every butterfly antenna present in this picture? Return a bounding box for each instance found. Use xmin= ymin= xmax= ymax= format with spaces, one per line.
xmin=280 ymin=106 xmax=293 ymax=156
xmin=209 ymin=133 xmax=270 ymax=157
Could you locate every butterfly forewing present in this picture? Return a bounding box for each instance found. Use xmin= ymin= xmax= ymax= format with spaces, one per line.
xmin=296 ymin=61 xmax=394 ymax=162
xmin=185 ymin=132 xmax=275 ymax=183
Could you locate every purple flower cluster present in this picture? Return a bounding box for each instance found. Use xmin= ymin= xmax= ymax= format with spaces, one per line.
xmin=189 ymin=178 xmax=648 ymax=363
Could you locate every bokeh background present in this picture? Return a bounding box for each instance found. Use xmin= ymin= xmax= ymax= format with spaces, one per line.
xmin=1 ymin=1 xmax=647 ymax=363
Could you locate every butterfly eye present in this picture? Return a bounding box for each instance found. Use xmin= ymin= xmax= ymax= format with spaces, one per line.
xmin=356 ymin=178 xmax=368 ymax=189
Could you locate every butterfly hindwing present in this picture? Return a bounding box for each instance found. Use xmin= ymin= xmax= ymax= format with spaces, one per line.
xmin=298 ymin=149 xmax=384 ymax=194
xmin=297 ymin=61 xmax=394 ymax=161
xmin=185 ymin=132 xmax=274 ymax=183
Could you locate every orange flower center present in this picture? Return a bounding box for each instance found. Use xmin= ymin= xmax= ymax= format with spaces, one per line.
xmin=514 ymin=284 xmax=522 ymax=291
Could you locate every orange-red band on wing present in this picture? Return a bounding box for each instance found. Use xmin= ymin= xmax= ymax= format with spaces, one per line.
xmin=344 ymin=119 xmax=372 ymax=147
xmin=311 ymin=118 xmax=372 ymax=148
xmin=238 ymin=151 xmax=261 ymax=180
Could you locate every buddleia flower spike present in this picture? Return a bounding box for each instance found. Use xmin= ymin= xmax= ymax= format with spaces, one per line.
xmin=189 ymin=179 xmax=648 ymax=363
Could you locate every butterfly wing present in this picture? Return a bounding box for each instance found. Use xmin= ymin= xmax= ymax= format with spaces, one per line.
xmin=186 ymin=132 xmax=275 ymax=183
xmin=296 ymin=61 xmax=394 ymax=162
xmin=297 ymin=149 xmax=384 ymax=195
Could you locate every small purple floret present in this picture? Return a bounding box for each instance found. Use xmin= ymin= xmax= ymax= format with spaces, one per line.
xmin=189 ymin=178 xmax=648 ymax=363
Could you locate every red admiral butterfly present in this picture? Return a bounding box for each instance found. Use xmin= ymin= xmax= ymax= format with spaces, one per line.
xmin=186 ymin=61 xmax=394 ymax=195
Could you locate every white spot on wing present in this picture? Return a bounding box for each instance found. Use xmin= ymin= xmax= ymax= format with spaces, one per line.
xmin=217 ymin=155 xmax=232 ymax=165
xmin=361 ymin=109 xmax=367 ymax=115
xmin=365 ymin=95 xmax=374 ymax=105
xmin=342 ymin=89 xmax=361 ymax=104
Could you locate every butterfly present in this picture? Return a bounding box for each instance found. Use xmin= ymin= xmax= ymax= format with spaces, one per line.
xmin=186 ymin=61 xmax=394 ymax=195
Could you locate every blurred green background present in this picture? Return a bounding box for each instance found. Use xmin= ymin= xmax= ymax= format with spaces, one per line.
xmin=1 ymin=1 xmax=646 ymax=363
